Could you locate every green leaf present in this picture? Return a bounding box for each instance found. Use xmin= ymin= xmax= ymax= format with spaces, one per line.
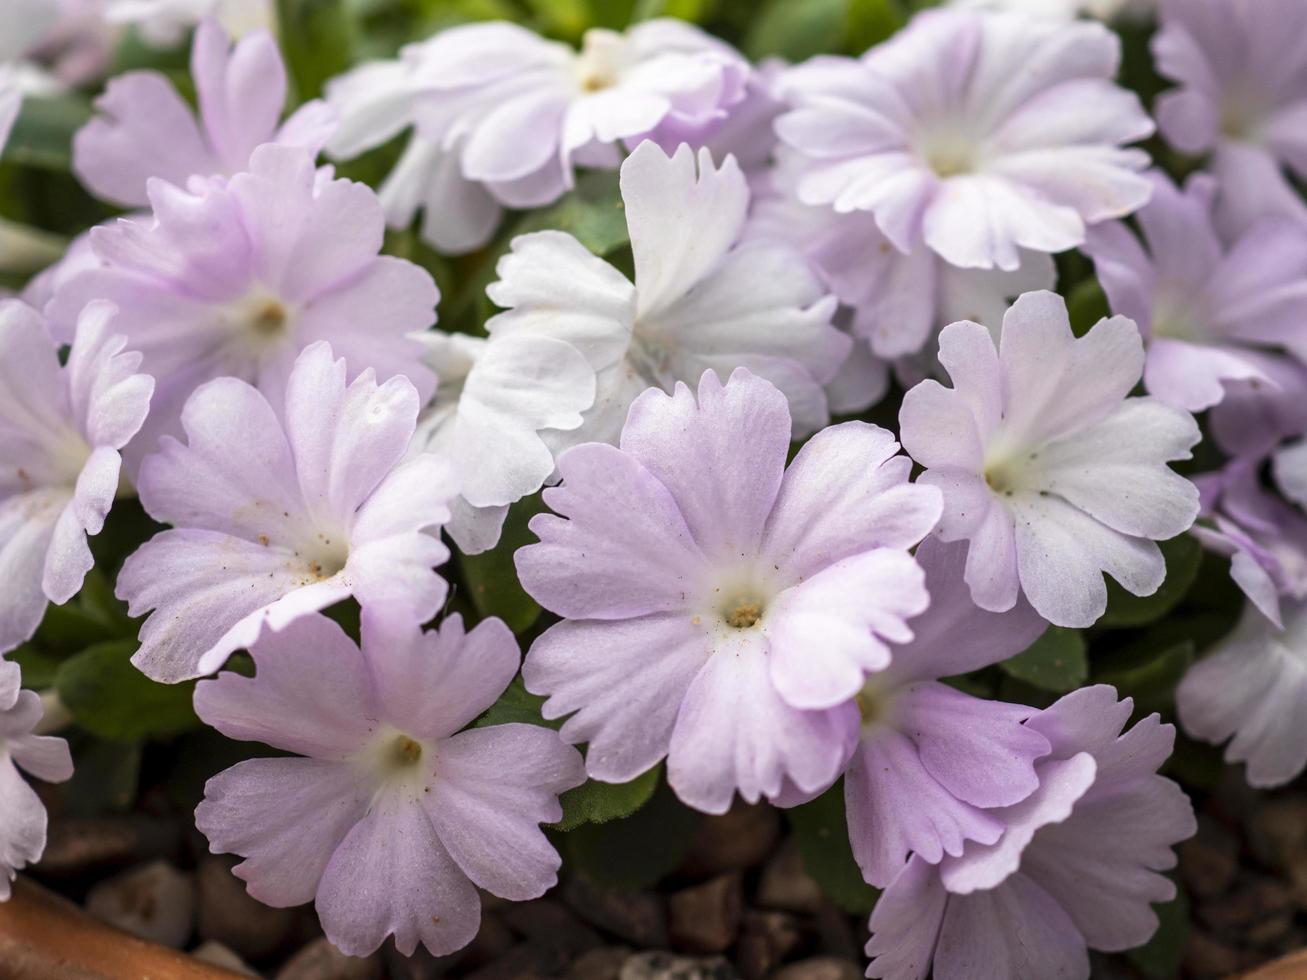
xmin=786 ymin=782 xmax=879 ymax=915
xmin=555 ymin=765 xmax=662 ymax=831
xmin=632 ymin=0 xmax=714 ymax=21
xmin=565 ymin=778 xmax=699 ymax=890
xmin=1000 ymin=627 xmax=1088 ymax=693
xmin=458 ymin=494 xmax=544 ymax=634
xmin=8 ymin=645 xmax=62 ymax=689
xmin=847 ymin=0 xmax=904 ymax=52
xmin=1127 ymin=883 xmax=1189 ymax=980
xmin=275 ymin=0 xmax=356 ymax=101
xmin=56 ymin=640 xmax=200 ymax=742
xmin=1094 ymin=640 xmax=1194 ymax=719
xmin=1098 ymin=534 xmax=1203 ymax=629
xmin=744 ymin=0 xmax=847 ymax=61
xmin=1065 ymin=276 xmax=1110 ymax=338
xmin=474 ymin=676 xmax=560 ymax=729
xmin=523 ymin=0 xmax=590 ymax=39
xmin=512 ymin=169 xmax=629 ymax=257
xmin=34 ymin=602 xmax=117 ymax=653
xmin=2 ymin=94 xmax=92 ymax=171
xmin=63 ymin=737 xmax=142 ymax=816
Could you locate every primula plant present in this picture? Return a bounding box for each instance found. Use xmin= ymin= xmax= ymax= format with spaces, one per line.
xmin=2 ymin=1 xmax=1307 ymax=978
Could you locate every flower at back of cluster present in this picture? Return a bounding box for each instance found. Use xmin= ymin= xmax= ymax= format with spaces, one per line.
xmin=115 ymin=342 xmax=456 ymax=683
xmin=900 ymin=290 xmax=1201 ymax=628
xmin=102 ymin=0 xmax=271 ymax=48
xmin=516 ymin=368 xmax=942 ymax=813
xmin=47 ymin=142 xmax=438 ymax=473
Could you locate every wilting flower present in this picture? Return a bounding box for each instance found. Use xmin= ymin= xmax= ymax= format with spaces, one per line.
xmin=117 ymin=342 xmax=455 ymax=683
xmin=48 ymin=143 xmax=437 ymax=468
xmin=844 ymin=538 xmax=1049 ymax=887
xmin=489 ymin=140 xmax=848 ymax=446
xmin=409 ymin=330 xmax=594 ymax=555
xmin=0 ymin=660 xmax=74 ymax=900
xmin=1085 ymin=170 xmax=1307 ymax=413
xmin=1178 ymin=599 xmax=1307 ymax=789
xmin=195 ymin=612 xmax=584 ymax=957
xmin=899 ymin=290 xmax=1201 ymax=628
xmin=776 ymin=9 xmax=1153 ymax=271
xmin=0 ymin=300 xmax=153 ymax=654
xmin=518 ymin=369 xmax=941 ymax=813
xmin=866 ymin=686 xmax=1195 ymax=980
xmin=1153 ymin=0 xmax=1307 ymax=234
xmin=103 ymin=0 xmax=271 ymax=47
xmin=73 ymin=18 xmax=335 ymax=209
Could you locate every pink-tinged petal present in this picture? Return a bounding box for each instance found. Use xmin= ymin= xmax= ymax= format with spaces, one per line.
xmin=194 ymin=614 xmax=376 ymax=758
xmin=1276 ymin=440 xmax=1307 ymax=511
xmin=462 ymin=87 xmax=570 ymax=184
xmin=622 ymin=142 xmax=749 ymax=317
xmin=340 ymin=535 xmax=449 ymax=627
xmin=762 ymin=422 xmax=941 ymax=582
xmin=315 ymin=791 xmax=481 ymax=958
xmin=0 ymin=661 xmax=18 ymax=710
xmin=351 ymin=453 xmax=454 ymax=544
xmin=767 ymin=550 xmax=929 ymax=710
xmin=192 ymin=22 xmax=286 ymax=173
xmin=278 ymin=176 xmax=387 ymax=303
xmin=65 ymin=300 xmax=154 ymax=451
xmin=381 ymin=136 xmax=502 ymax=256
xmin=897 ymin=682 xmax=1049 ymax=809
xmin=932 ymin=873 xmax=1089 ymax=980
xmin=0 ymin=300 xmax=71 ymax=458
xmin=960 ymin=500 xmax=1020 ymax=614
xmin=8 ymin=732 xmax=74 ymax=784
xmin=1144 ymin=339 xmax=1267 ymax=413
xmin=847 ymin=729 xmax=1006 ymax=888
xmin=517 ymin=443 xmax=708 ymax=620
xmin=917 ymin=466 xmax=993 ymax=544
xmin=899 ymin=381 xmax=984 ymax=472
xmin=0 ymin=493 xmax=60 ymax=654
xmin=922 ymin=176 xmax=1084 ymax=272
xmin=72 ymin=72 xmax=214 ymax=208
xmin=423 ymin=724 xmax=583 ymax=900
xmin=0 ymin=758 xmax=48 ymax=901
xmin=865 ymin=856 xmax=947 ymax=980
xmin=197 ymin=757 xmax=372 ymax=908
xmin=361 ymin=613 xmax=520 ymax=743
xmin=938 ymin=753 xmax=1097 ymax=895
xmin=619 ymin=370 xmax=789 ymax=562
xmin=42 ymin=447 xmax=119 ymax=604
xmin=884 ymin=537 xmax=1045 ymax=686
xmin=523 ymin=614 xmax=708 ymax=784
xmin=666 ymin=630 xmax=858 ymax=814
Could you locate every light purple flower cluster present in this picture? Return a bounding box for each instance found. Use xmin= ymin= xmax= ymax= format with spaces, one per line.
xmin=17 ymin=0 xmax=1307 ymax=972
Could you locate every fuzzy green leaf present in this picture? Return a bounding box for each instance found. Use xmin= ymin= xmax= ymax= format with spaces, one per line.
xmin=1098 ymin=534 xmax=1203 ymax=629
xmin=1000 ymin=627 xmax=1088 ymax=693
xmin=786 ymin=782 xmax=879 ymax=915
xmin=564 ymin=778 xmax=699 ymax=890
xmin=555 ymin=765 xmax=662 ymax=831
xmin=56 ymin=641 xmax=200 ymax=742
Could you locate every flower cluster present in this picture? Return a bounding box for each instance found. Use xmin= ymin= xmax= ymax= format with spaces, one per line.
xmin=3 ymin=2 xmax=1306 ymax=976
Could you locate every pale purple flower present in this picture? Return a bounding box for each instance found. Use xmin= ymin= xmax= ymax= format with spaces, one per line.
xmin=104 ymin=0 xmax=272 ymax=47
xmin=900 ymin=290 xmax=1201 ymax=628
xmin=844 ymin=537 xmax=1049 ymax=888
xmin=518 ymin=369 xmax=942 ymax=814
xmin=0 ymin=299 xmax=153 ymax=654
xmin=47 ymin=143 xmax=437 ymax=470
xmin=73 ymin=18 xmax=335 ymax=209
xmin=1275 ymin=438 xmax=1307 ymax=512
xmin=116 ymin=342 xmax=456 ymax=683
xmin=409 ymin=330 xmax=594 ymax=555
xmin=195 ymin=612 xmax=584 ymax=958
xmin=866 ymin=685 xmax=1195 ymax=980
xmin=0 ymin=660 xmax=74 ymax=901
xmin=775 ymin=9 xmax=1153 ymax=271
xmin=1178 ymin=599 xmax=1307 ymax=789
xmin=488 ymin=140 xmax=849 ymax=446
xmin=1153 ymin=0 xmax=1307 ymax=235
xmin=951 ymin=0 xmax=1153 ymax=21
xmin=1085 ymin=170 xmax=1307 ymax=413
xmin=1208 ymin=356 xmax=1307 ymax=460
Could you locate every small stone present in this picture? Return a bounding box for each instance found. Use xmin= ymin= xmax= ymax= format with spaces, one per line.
xmin=735 ymin=909 xmax=804 ymax=980
xmin=192 ymin=940 xmax=258 ymax=976
xmin=619 ymin=951 xmax=737 ymax=980
xmin=276 ymin=937 xmax=383 ymax=980
xmin=1179 ymin=816 xmax=1240 ymax=899
xmin=770 ymin=957 xmax=862 ymax=980
xmin=1182 ymin=930 xmax=1250 ymax=979
xmin=500 ymin=898 xmax=603 ymax=955
xmin=39 ymin=816 xmax=180 ymax=876
xmin=564 ymin=876 xmax=668 ymax=948
xmin=85 ymin=859 xmax=194 ymax=948
xmin=568 ymin=946 xmax=633 ymax=980
xmin=680 ymin=805 xmax=781 ymax=878
xmin=757 ymin=843 xmax=824 ymax=915
xmin=463 ymin=911 xmax=516 ymax=969
xmin=463 ymin=941 xmax=568 ymax=980
xmin=1198 ymin=875 xmax=1295 ymax=934
xmin=1248 ymin=795 xmax=1307 ymax=867
xmin=669 ymin=874 xmax=742 ymax=954
xmin=197 ymin=855 xmax=298 ymax=958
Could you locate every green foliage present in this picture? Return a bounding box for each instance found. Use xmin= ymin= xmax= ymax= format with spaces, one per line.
xmin=475 ymin=676 xmax=560 ymax=729
xmin=1127 ymin=884 xmax=1190 ymax=980
xmin=458 ymin=494 xmax=545 ymax=633
xmin=744 ymin=0 xmax=904 ymax=61
xmin=276 ymin=0 xmax=357 ymax=100
xmin=555 ymin=765 xmax=663 ymax=831
xmin=63 ymin=737 xmax=143 ymax=815
xmin=1000 ymin=627 xmax=1088 ymax=693
xmin=1065 ymin=276 xmax=1111 ymax=337
xmin=2 ymin=95 xmax=91 ymax=171
xmin=564 ymin=777 xmax=699 ymax=889
xmin=1099 ymin=535 xmax=1203 ymax=629
xmin=56 ymin=641 xmax=201 ymax=742
xmin=786 ymin=782 xmax=879 ymax=915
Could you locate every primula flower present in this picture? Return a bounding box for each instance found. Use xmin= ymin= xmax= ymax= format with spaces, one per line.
xmin=899 ymin=290 xmax=1201 ymax=628
xmin=103 ymin=0 xmax=271 ymax=47
xmin=48 ymin=143 xmax=437 ymax=469
xmin=1153 ymin=0 xmax=1307 ymax=234
xmin=117 ymin=342 xmax=455 ymax=683
xmin=844 ymin=538 xmax=1048 ymax=887
xmin=775 ymin=9 xmax=1153 ymax=271
xmin=194 ymin=612 xmax=584 ymax=957
xmin=0 ymin=72 xmax=21 ymax=157
xmin=488 ymin=140 xmax=848 ymax=445
xmin=0 ymin=300 xmax=153 ymax=654
xmin=1178 ymin=598 xmax=1307 ymax=789
xmin=866 ymin=686 xmax=1195 ymax=980
xmin=0 ymin=660 xmax=74 ymax=900
xmin=518 ymin=369 xmax=942 ymax=814
xmin=1085 ymin=170 xmax=1307 ymax=413
xmin=409 ymin=330 xmax=594 ymax=555
xmin=73 ymin=18 xmax=335 ymax=209
xmin=1275 ymin=439 xmax=1307 ymax=512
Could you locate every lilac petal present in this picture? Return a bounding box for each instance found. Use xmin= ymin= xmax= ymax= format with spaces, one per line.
xmin=865 ymin=855 xmax=947 ymax=980
xmin=65 ymin=300 xmax=154 ymax=451
xmin=8 ymin=733 xmax=74 ymax=784
xmin=42 ymin=447 xmax=119 ymax=604
xmin=197 ymin=757 xmax=372 ymax=908
xmin=0 ymin=757 xmax=47 ymax=902
xmin=193 ymin=614 xmax=376 ymax=758
xmin=0 ymin=493 xmax=60 ymax=654
xmin=423 ymin=724 xmax=583 ymax=900
xmin=191 ymin=21 xmax=286 ymax=173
